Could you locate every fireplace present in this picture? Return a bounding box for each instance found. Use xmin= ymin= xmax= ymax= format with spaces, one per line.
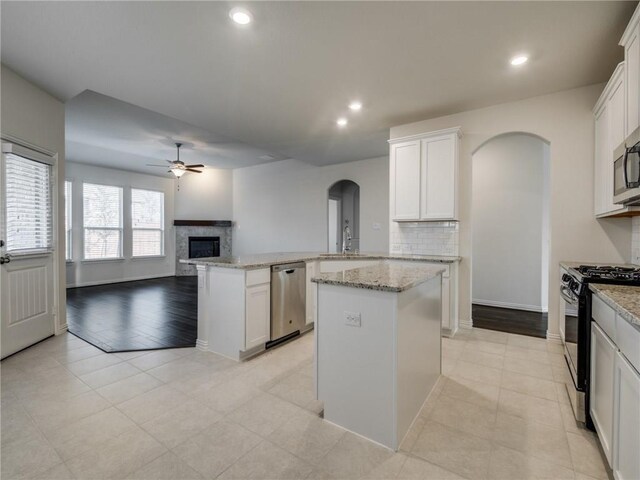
xmin=188 ymin=236 xmax=220 ymax=258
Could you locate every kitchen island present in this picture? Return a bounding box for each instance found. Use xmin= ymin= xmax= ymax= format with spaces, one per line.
xmin=312 ymin=262 xmax=444 ymax=450
xmin=182 ymin=252 xmax=458 ymax=361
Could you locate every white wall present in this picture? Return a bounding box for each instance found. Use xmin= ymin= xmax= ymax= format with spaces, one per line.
xmin=472 ymin=133 xmax=550 ymax=312
xmin=233 ymin=156 xmax=389 ymax=254
xmin=174 ymin=167 xmax=233 ymax=220
xmin=1 ymin=64 xmax=67 ymax=333
xmin=65 ymin=161 xmax=176 ymax=287
xmin=390 ymin=84 xmax=632 ymax=339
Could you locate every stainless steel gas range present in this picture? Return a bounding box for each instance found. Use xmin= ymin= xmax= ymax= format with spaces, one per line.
xmin=560 ymin=263 xmax=640 ymax=428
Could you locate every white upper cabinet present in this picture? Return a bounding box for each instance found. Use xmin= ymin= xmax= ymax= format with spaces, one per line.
xmin=389 ymin=127 xmax=460 ymax=222
xmin=594 ymin=63 xmax=625 ymax=217
xmin=390 ymin=140 xmax=421 ymax=220
xmin=621 ymin=4 xmax=640 ymax=137
xmin=421 ymin=135 xmax=457 ymax=220
xmin=593 ymin=63 xmax=640 ymax=217
xmin=594 ymin=99 xmax=610 ymax=216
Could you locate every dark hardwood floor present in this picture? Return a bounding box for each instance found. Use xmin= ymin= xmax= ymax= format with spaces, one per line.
xmin=67 ymin=276 xmax=198 ymax=352
xmin=472 ymin=304 xmax=548 ymax=338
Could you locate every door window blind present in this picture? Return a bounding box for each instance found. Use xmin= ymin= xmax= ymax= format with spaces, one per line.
xmin=131 ymin=188 xmax=164 ymax=257
xmin=83 ymin=183 xmax=122 ymax=259
xmin=4 ymin=153 xmax=53 ymax=254
xmin=64 ymin=180 xmax=72 ymax=261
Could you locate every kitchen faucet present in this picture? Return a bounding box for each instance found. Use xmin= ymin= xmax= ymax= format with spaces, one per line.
xmin=342 ymin=221 xmax=352 ymax=254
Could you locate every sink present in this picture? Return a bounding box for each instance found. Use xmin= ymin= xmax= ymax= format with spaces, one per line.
xmin=319 ymin=253 xmax=370 ymax=257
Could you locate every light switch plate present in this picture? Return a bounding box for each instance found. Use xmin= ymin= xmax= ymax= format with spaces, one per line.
xmin=372 ymin=222 xmax=381 ymax=230
xmin=344 ymin=311 xmax=361 ymax=327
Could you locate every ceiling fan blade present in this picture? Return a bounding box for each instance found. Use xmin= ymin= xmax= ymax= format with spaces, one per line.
xmin=185 ymin=168 xmax=203 ymax=173
xmin=146 ymin=164 xmax=170 ymax=167
xmin=185 ymin=164 xmax=205 ymax=168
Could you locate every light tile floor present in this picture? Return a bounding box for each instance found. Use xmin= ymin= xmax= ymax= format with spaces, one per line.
xmin=1 ymin=328 xmax=610 ymax=480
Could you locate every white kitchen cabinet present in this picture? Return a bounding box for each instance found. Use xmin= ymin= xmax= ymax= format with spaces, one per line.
xmin=245 ymin=282 xmax=270 ymax=351
xmin=590 ymin=290 xmax=640 ymax=479
xmin=613 ymin=350 xmax=640 ymax=480
xmin=621 ymin=4 xmax=640 ymax=137
xmin=593 ymin=63 xmax=633 ymax=217
xmin=420 ymin=135 xmax=457 ymax=220
xmin=594 ymin=101 xmax=609 ymax=216
xmin=305 ymin=261 xmax=317 ymax=326
xmin=389 ymin=127 xmax=460 ymax=222
xmin=590 ymin=321 xmax=617 ymax=466
xmin=390 ymin=140 xmax=421 ymax=220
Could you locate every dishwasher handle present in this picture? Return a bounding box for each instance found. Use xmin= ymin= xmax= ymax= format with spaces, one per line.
xmin=271 ymin=262 xmax=306 ymax=273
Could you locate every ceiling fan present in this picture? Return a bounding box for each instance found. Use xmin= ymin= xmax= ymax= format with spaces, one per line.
xmin=147 ymin=143 xmax=204 ymax=177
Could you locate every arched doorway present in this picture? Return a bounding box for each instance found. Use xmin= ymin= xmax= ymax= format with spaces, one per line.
xmin=327 ymin=180 xmax=360 ymax=253
xmin=471 ymin=132 xmax=550 ymax=337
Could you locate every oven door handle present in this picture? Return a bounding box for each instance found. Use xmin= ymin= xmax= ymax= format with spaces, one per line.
xmin=560 ymin=286 xmax=578 ymax=306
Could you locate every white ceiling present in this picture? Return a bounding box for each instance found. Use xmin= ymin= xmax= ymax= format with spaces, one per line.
xmin=65 ymin=90 xmax=287 ymax=175
xmin=1 ymin=1 xmax=637 ymax=168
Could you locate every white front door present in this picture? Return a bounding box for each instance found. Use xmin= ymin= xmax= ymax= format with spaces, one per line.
xmin=1 ymin=143 xmax=56 ymax=358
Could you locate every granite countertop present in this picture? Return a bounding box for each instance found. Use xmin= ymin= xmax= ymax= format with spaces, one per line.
xmin=589 ymin=284 xmax=640 ymax=328
xmin=181 ymin=252 xmax=461 ymax=270
xmin=311 ymin=263 xmax=446 ymax=293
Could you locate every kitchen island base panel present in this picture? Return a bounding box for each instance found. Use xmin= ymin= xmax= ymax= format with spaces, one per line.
xmin=316 ymin=276 xmax=442 ymax=450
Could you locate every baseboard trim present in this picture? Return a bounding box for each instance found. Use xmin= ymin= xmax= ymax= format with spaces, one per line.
xmin=459 ymin=318 xmax=473 ymax=329
xmin=55 ymin=323 xmax=68 ymax=335
xmin=67 ymin=273 xmax=175 ymax=289
xmin=472 ymin=299 xmax=548 ymax=313
xmin=546 ymin=331 xmax=563 ymax=344
xmin=195 ymin=339 xmax=209 ymax=351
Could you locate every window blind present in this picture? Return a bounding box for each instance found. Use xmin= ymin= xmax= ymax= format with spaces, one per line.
xmin=64 ymin=180 xmax=72 ymax=261
xmin=4 ymin=153 xmax=53 ymax=254
xmin=83 ymin=183 xmax=122 ymax=259
xmin=131 ymin=188 xmax=164 ymax=256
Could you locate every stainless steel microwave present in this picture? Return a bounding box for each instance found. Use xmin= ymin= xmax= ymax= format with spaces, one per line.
xmin=614 ymin=126 xmax=640 ymax=205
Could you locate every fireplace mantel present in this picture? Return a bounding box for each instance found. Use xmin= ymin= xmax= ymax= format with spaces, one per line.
xmin=174 ymin=220 xmax=232 ymax=227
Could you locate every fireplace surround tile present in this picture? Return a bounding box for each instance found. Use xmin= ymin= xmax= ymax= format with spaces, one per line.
xmin=176 ymin=225 xmax=232 ymax=276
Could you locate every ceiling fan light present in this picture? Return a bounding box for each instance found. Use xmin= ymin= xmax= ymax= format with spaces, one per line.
xmin=171 ymin=167 xmax=186 ymax=178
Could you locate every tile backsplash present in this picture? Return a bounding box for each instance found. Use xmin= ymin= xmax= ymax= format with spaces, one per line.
xmin=632 ymin=217 xmax=640 ymax=265
xmin=390 ymin=221 xmax=459 ymax=256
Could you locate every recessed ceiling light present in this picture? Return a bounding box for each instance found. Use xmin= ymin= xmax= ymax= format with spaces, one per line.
xmin=510 ymin=55 xmax=529 ymax=66
xmin=348 ymin=101 xmax=362 ymax=111
xmin=229 ymin=7 xmax=252 ymax=25
xmin=337 ymin=117 xmax=348 ymax=127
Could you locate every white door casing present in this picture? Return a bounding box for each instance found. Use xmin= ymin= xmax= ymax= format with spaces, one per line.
xmin=1 ymin=143 xmax=56 ymax=358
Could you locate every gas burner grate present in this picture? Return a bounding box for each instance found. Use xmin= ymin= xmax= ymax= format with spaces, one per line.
xmin=576 ymin=265 xmax=640 ymax=281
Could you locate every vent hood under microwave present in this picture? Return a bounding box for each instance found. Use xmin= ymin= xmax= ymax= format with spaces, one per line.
xmin=613 ymin=126 xmax=640 ymax=206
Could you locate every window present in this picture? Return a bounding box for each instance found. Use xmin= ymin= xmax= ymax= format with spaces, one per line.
xmin=4 ymin=153 xmax=53 ymax=254
xmin=64 ymin=180 xmax=72 ymax=261
xmin=83 ymin=183 xmax=123 ymax=259
xmin=131 ymin=188 xmax=164 ymax=257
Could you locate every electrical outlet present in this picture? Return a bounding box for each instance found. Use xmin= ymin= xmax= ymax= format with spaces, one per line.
xmin=372 ymin=222 xmax=381 ymax=230
xmin=344 ymin=311 xmax=361 ymax=327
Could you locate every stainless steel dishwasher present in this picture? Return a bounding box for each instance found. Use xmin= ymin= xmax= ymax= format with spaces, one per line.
xmin=269 ymin=262 xmax=306 ymax=347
